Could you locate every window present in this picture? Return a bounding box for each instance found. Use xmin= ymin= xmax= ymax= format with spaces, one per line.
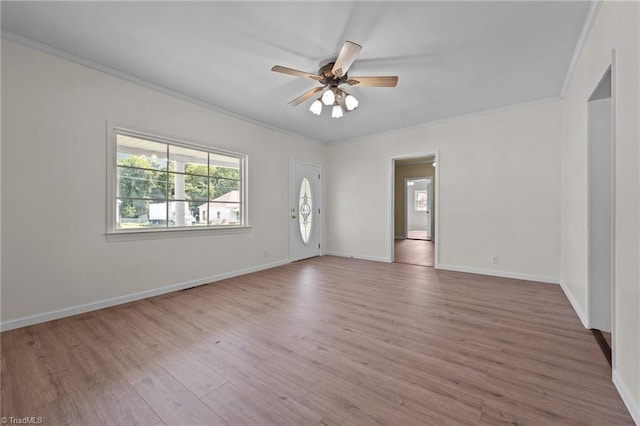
xmin=110 ymin=128 xmax=246 ymax=232
xmin=415 ymin=190 xmax=427 ymax=211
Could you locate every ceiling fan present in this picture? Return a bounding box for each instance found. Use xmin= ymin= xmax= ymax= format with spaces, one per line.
xmin=271 ymin=41 xmax=398 ymax=118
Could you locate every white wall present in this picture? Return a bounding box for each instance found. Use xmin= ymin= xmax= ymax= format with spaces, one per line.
xmin=0 ymin=40 xmax=326 ymax=328
xmin=325 ymin=100 xmax=562 ymax=282
xmin=560 ymin=2 xmax=640 ymax=421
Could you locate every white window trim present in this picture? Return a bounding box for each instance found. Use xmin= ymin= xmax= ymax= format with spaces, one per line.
xmin=106 ymin=123 xmax=249 ymax=237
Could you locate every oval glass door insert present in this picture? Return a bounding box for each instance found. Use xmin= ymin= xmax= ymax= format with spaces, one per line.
xmin=299 ymin=177 xmax=313 ymax=244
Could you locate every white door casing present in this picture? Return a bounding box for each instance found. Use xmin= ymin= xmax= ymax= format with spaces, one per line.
xmin=289 ymin=161 xmax=321 ymax=262
xmin=426 ymin=177 xmax=433 ymax=240
xmin=587 ymin=64 xmax=614 ymax=333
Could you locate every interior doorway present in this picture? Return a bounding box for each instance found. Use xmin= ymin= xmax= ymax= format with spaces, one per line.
xmin=587 ymin=63 xmax=614 ymax=367
xmin=392 ymin=156 xmax=437 ymax=267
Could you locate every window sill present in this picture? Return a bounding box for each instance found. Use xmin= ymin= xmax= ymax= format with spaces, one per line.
xmin=106 ymin=225 xmax=252 ymax=242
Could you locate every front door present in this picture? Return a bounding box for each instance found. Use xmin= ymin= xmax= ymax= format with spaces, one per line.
xmin=289 ymin=161 xmax=321 ymax=261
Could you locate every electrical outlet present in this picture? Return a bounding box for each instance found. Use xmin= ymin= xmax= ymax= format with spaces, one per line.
xmin=492 ymin=255 xmax=499 ymax=264
xmin=264 ymin=249 xmax=269 ymax=258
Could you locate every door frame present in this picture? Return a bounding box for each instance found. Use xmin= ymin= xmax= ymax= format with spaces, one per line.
xmin=389 ymin=150 xmax=440 ymax=265
xmin=289 ymin=159 xmax=322 ymax=261
xmin=585 ymin=50 xmax=616 ymax=369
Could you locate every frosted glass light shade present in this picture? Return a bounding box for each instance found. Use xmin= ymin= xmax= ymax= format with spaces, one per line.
xmin=309 ymin=100 xmax=322 ymax=115
xmin=332 ymin=105 xmax=344 ymax=118
xmin=322 ymin=90 xmax=335 ymax=106
xmin=345 ymin=94 xmax=359 ymax=111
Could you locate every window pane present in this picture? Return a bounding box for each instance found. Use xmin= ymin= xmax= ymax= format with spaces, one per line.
xmin=169 ymin=173 xmax=208 ymax=201
xmin=117 ymin=167 xmax=167 ymax=199
xmin=166 ymin=201 xmax=198 ymax=227
xmin=210 ymin=153 xmax=240 ymax=179
xmin=117 ymin=134 xmax=167 ymax=170
xmin=190 ymin=201 xmax=209 ymax=226
xmin=210 ymin=166 xmax=240 ymax=179
xmin=209 ymin=178 xmax=239 ymax=201
xmin=210 ymin=153 xmax=240 ymax=169
xmin=117 ymin=199 xmax=166 ymax=229
xmin=169 ymin=146 xmax=208 ymax=175
xmin=184 ymin=163 xmax=209 ymax=176
xmin=206 ymin=202 xmax=240 ymax=225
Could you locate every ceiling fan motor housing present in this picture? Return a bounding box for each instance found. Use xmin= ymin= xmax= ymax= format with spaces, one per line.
xmin=319 ymin=62 xmax=348 ymax=86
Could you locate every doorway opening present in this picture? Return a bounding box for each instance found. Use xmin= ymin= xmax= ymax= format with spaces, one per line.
xmin=392 ymin=156 xmax=437 ymax=267
xmin=587 ymin=62 xmax=614 ymax=367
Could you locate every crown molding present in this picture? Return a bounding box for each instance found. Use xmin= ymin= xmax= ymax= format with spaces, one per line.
xmin=1 ymin=31 xmax=323 ymax=146
xmin=560 ymin=1 xmax=603 ymax=98
xmin=330 ymin=96 xmax=560 ymax=146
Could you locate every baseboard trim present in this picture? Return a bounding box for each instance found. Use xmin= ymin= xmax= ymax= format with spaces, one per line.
xmin=0 ymin=259 xmax=290 ymax=332
xmin=436 ymin=264 xmax=560 ymax=285
xmin=613 ymin=369 xmax=640 ymax=424
xmin=559 ymin=279 xmax=588 ymax=328
xmin=324 ymin=251 xmax=390 ymax=263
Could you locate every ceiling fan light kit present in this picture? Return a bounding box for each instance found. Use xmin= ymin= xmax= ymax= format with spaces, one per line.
xmin=332 ymin=105 xmax=344 ymax=119
xmin=271 ymin=41 xmax=398 ymax=119
xmin=309 ymin=99 xmax=323 ymax=116
xmin=322 ymin=89 xmax=335 ymax=106
xmin=345 ymin=94 xmax=359 ymax=111
xmin=309 ymin=87 xmax=359 ymax=118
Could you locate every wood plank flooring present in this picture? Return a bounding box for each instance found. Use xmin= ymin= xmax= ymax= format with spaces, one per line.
xmin=1 ymin=256 xmax=633 ymax=425
xmin=406 ymin=230 xmax=429 ymax=240
xmin=394 ymin=239 xmax=434 ymax=267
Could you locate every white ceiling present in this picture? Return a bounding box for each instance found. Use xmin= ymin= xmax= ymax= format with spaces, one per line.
xmin=1 ymin=1 xmax=591 ymax=143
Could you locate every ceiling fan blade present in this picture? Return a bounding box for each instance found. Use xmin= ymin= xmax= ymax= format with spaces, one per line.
xmin=331 ymin=41 xmax=362 ymax=77
xmin=288 ymin=86 xmax=325 ymax=106
xmin=271 ymin=65 xmax=324 ymax=82
xmin=346 ymin=76 xmax=398 ymax=87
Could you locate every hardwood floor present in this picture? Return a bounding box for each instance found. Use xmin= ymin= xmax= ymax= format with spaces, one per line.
xmin=1 ymin=256 xmax=632 ymax=425
xmin=406 ymin=230 xmax=428 ymax=240
xmin=394 ymin=238 xmax=434 ymax=267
